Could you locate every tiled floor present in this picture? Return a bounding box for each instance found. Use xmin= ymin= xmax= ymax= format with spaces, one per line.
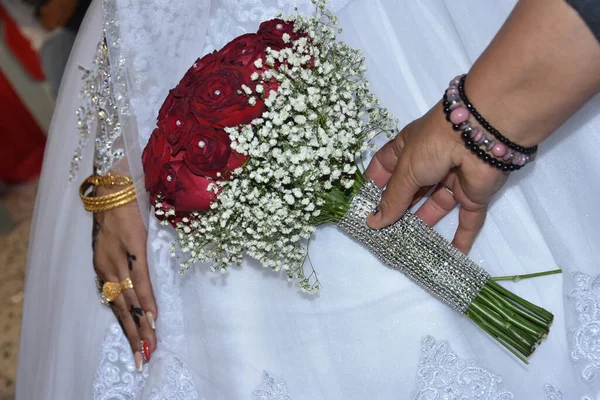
xmin=0 ymin=180 xmax=37 ymax=400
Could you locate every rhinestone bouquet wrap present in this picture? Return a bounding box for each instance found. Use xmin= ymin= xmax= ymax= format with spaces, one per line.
xmin=337 ymin=178 xmax=554 ymax=363
xmin=339 ymin=180 xmax=489 ymax=313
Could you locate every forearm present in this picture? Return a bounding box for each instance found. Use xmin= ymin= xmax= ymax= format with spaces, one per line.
xmin=465 ymin=0 xmax=600 ymax=147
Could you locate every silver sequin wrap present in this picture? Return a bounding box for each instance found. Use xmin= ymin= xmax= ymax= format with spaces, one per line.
xmin=339 ymin=180 xmax=490 ymax=313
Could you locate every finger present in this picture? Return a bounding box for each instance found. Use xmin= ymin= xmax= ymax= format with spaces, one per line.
xmin=367 ymin=158 xmax=420 ymax=229
xmin=116 ymin=241 xmax=157 ymax=356
xmin=415 ymin=176 xmax=458 ymax=227
xmin=120 ymin=287 xmax=155 ymax=361
xmin=452 ymin=206 xmax=487 ymax=254
xmin=365 ymin=135 xmax=403 ymax=188
xmin=122 ymin=238 xmax=158 ymax=332
xmin=109 ymin=294 xmax=144 ymax=371
xmin=409 ymin=186 xmax=433 ymax=208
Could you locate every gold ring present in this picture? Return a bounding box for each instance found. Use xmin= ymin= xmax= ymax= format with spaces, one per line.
xmin=102 ymin=278 xmax=134 ymax=302
xmin=120 ymin=277 xmax=134 ymax=291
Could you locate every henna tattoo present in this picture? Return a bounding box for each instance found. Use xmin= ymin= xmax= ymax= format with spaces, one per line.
xmin=130 ymin=305 xmax=144 ymax=328
xmin=117 ymin=316 xmax=126 ymax=334
xmin=126 ymin=251 xmax=137 ymax=271
xmin=92 ymin=215 xmax=101 ymax=252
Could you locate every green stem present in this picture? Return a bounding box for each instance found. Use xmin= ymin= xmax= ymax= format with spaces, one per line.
xmin=477 ymin=289 xmax=544 ymax=340
xmin=491 ymin=269 xmax=562 ymax=282
xmin=468 ymin=308 xmax=531 ymax=355
xmin=466 ymin=309 xmax=530 ymax=364
xmin=470 ymin=300 xmax=535 ymax=351
xmin=488 ymin=280 xmax=554 ymax=323
xmin=482 ymin=284 xmax=549 ymax=330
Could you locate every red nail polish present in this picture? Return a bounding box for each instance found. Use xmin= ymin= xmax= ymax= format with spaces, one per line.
xmin=141 ymin=340 xmax=151 ymax=362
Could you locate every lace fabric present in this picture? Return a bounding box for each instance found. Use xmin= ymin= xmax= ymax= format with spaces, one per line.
xmin=148 ymin=357 xmax=201 ymax=400
xmin=253 ymin=372 xmax=292 ymax=400
xmin=204 ymin=0 xmax=352 ymax=53
xmin=412 ymin=336 xmax=514 ymax=400
xmin=567 ymin=272 xmax=600 ymax=383
xmin=543 ymin=384 xmax=595 ymax=400
xmin=92 ymin=324 xmax=149 ymax=400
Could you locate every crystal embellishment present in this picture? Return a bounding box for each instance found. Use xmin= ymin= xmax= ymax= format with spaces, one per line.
xmin=339 ymin=180 xmax=489 ymax=312
xmin=70 ymin=38 xmax=125 ymax=181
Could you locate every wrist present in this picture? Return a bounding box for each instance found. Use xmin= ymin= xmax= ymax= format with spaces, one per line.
xmin=443 ymin=75 xmax=536 ymax=172
xmin=462 ymin=74 xmax=546 ymax=148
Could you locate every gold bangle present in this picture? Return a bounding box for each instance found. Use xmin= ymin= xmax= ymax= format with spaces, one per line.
xmin=79 ymin=174 xmax=137 ymax=213
xmin=85 ymin=173 xmax=133 ymax=188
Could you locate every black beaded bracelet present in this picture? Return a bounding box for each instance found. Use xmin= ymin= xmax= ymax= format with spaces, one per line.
xmin=443 ymin=95 xmax=520 ymax=172
xmin=458 ymin=75 xmax=537 ymax=155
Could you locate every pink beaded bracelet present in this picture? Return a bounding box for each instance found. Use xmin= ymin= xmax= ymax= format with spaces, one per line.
xmin=443 ymin=75 xmax=537 ymax=172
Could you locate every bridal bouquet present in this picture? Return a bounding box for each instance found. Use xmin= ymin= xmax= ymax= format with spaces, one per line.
xmin=142 ymin=0 xmax=553 ymax=362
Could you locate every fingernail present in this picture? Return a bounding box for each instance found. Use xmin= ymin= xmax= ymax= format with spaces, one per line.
xmin=134 ymin=351 xmax=143 ymax=372
xmin=146 ymin=312 xmax=156 ymax=330
xmin=141 ymin=340 xmax=151 ymax=362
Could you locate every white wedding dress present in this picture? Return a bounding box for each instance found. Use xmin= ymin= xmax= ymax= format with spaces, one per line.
xmin=17 ymin=0 xmax=600 ymax=399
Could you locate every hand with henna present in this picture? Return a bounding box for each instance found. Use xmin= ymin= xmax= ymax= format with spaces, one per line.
xmin=92 ymin=186 xmax=157 ymax=371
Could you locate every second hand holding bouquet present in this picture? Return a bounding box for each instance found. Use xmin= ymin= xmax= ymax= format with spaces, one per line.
xmin=142 ymin=0 xmax=554 ymax=362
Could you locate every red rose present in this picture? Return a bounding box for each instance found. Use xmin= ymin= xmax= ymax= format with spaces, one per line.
xmin=220 ymin=33 xmax=266 ymax=69
xmin=155 ymin=162 xmax=179 ymax=199
xmin=258 ymin=19 xmax=303 ymax=48
xmin=155 ymin=162 xmax=217 ymax=213
xmin=189 ymin=66 xmax=265 ymax=128
xmin=142 ymin=129 xmax=172 ymax=192
xmin=173 ymin=164 xmax=217 ymax=213
xmin=176 ymin=51 xmax=223 ymax=95
xmin=183 ymin=125 xmax=231 ymax=178
xmin=157 ymin=91 xmax=194 ymax=155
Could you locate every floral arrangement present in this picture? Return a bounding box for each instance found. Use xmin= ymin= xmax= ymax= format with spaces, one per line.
xmin=142 ymin=0 xmax=555 ymax=362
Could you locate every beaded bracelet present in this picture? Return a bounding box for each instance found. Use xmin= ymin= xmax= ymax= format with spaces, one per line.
xmin=456 ymin=76 xmax=537 ymax=156
xmin=442 ymin=74 xmax=537 ymax=172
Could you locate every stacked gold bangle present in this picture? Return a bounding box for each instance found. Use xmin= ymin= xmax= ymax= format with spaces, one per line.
xmin=79 ymin=173 xmax=137 ymax=213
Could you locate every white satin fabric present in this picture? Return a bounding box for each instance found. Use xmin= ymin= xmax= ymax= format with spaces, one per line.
xmin=17 ymin=0 xmax=600 ymax=399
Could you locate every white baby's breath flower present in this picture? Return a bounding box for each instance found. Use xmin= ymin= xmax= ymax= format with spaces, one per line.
xmin=241 ymin=84 xmax=252 ymax=95
xmin=166 ymin=1 xmax=397 ymax=294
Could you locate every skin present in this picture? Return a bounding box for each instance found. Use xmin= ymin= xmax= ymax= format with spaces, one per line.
xmin=366 ymin=0 xmax=600 ymax=253
xmin=92 ymin=186 xmax=157 ymax=368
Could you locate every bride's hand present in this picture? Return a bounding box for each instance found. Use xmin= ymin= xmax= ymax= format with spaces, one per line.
xmin=365 ymin=102 xmax=508 ymax=254
xmin=92 ymin=189 xmax=157 ymax=371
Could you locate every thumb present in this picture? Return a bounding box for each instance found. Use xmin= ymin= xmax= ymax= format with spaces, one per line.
xmin=367 ymin=160 xmax=420 ymax=229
